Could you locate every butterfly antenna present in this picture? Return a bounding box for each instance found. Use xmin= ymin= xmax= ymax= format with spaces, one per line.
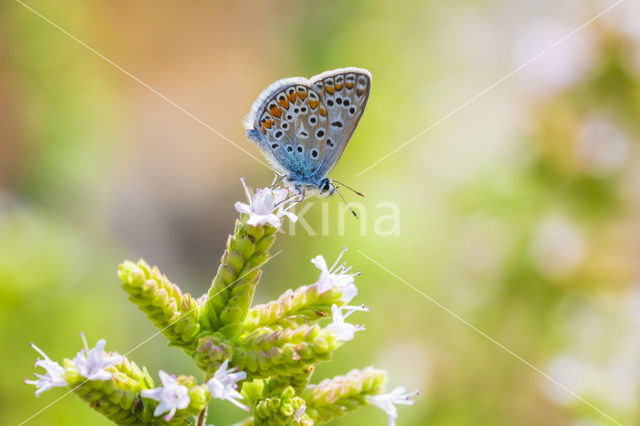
xmin=331 ymin=179 xmax=365 ymax=197
xmin=333 ymin=187 xmax=359 ymax=219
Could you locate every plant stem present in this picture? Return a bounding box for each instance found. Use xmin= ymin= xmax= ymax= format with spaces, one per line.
xmin=196 ymin=407 xmax=207 ymax=426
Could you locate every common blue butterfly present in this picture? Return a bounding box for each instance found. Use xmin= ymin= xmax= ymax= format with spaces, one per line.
xmin=244 ymin=67 xmax=371 ymax=201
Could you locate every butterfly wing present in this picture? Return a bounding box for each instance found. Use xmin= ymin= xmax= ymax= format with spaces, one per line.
xmin=244 ymin=67 xmax=371 ymax=183
xmin=309 ymin=67 xmax=371 ymax=180
xmin=244 ymin=78 xmax=332 ymax=181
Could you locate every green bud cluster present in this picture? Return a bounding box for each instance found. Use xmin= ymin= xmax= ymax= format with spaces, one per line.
xmin=118 ymin=260 xmax=203 ymax=352
xmin=302 ymin=368 xmax=387 ymax=424
xmin=62 ymin=356 xmax=209 ymax=424
xmin=244 ymin=284 xmax=346 ymax=330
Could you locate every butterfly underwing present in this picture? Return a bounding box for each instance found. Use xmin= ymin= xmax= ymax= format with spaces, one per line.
xmin=244 ymin=67 xmax=371 ymax=197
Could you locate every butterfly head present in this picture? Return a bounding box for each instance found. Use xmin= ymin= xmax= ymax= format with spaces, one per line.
xmin=319 ymin=178 xmax=333 ymax=197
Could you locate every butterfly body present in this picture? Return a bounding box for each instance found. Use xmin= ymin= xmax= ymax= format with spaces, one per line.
xmin=244 ymin=67 xmax=371 ymax=197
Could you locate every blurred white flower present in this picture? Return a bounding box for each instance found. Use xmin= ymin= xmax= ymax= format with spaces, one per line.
xmin=626 ymin=284 xmax=640 ymax=330
xmin=575 ymin=116 xmax=628 ymax=177
xmin=141 ymin=370 xmax=190 ymax=421
xmin=73 ymin=334 xmax=122 ymax=382
xmin=530 ymin=216 xmax=587 ymax=279
xmin=514 ymin=19 xmax=595 ymax=95
xmin=294 ymin=402 xmax=307 ymax=422
xmin=206 ymin=359 xmax=248 ymax=411
xmin=311 ymin=247 xmax=360 ymax=303
xmin=368 ymin=386 xmax=419 ymax=426
xmin=326 ymin=303 xmax=368 ymax=341
xmin=25 ymin=343 xmax=67 ymax=396
xmin=377 ymin=340 xmax=430 ymax=394
xmin=456 ymin=214 xmax=508 ymax=279
xmin=234 ymin=178 xmax=297 ymax=228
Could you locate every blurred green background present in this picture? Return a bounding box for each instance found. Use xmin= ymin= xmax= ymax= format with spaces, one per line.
xmin=3 ymin=0 xmax=640 ymax=424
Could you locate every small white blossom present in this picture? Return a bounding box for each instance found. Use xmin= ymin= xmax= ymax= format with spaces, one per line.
xmin=73 ymin=333 xmax=123 ymax=381
xmin=141 ymin=370 xmax=191 ymax=421
xmin=368 ymin=386 xmax=419 ymax=426
xmin=234 ymin=178 xmax=297 ymax=228
xmin=326 ymin=304 xmax=368 ymax=341
xmin=311 ymin=247 xmax=360 ymax=304
xmin=294 ymin=402 xmax=307 ymax=422
xmin=206 ymin=359 xmax=249 ymax=411
xmin=25 ymin=343 xmax=67 ymax=396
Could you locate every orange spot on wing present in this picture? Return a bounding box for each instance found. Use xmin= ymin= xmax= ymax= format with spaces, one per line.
xmin=278 ymin=98 xmax=289 ymax=109
xmin=346 ymin=82 xmax=354 ymax=89
xmin=287 ymin=92 xmax=297 ymax=102
xmin=309 ymin=99 xmax=319 ymax=109
xmin=298 ymin=91 xmax=307 ymax=100
xmin=319 ymin=107 xmax=327 ymax=116
xmin=269 ymin=106 xmax=282 ymax=117
xmin=335 ymin=83 xmax=343 ymax=90
xmin=325 ymin=86 xmax=335 ymax=94
xmin=264 ymin=120 xmax=274 ymax=129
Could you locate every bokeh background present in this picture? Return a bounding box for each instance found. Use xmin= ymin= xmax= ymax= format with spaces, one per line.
xmin=2 ymin=0 xmax=640 ymax=424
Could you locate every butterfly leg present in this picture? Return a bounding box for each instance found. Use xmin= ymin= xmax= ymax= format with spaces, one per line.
xmin=294 ymin=185 xmax=306 ymax=202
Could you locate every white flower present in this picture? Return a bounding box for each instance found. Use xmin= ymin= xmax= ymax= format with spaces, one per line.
xmin=368 ymin=386 xmax=419 ymax=426
xmin=326 ymin=304 xmax=368 ymax=342
xmin=294 ymin=402 xmax=307 ymax=422
xmin=575 ymin=116 xmax=628 ymax=177
xmin=73 ymin=333 xmax=123 ymax=381
xmin=206 ymin=359 xmax=249 ymax=411
xmin=25 ymin=343 xmax=67 ymax=396
xmin=311 ymin=247 xmax=360 ymax=304
xmin=234 ymin=178 xmax=297 ymax=228
xmin=141 ymin=370 xmax=191 ymax=421
xmin=514 ymin=19 xmax=595 ymax=95
xmin=530 ymin=216 xmax=586 ymax=279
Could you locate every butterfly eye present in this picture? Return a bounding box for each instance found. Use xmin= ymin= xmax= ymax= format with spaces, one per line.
xmin=311 ymin=149 xmax=319 ymax=158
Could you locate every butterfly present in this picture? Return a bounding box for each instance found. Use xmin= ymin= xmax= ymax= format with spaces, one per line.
xmin=244 ymin=67 xmax=371 ymax=202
